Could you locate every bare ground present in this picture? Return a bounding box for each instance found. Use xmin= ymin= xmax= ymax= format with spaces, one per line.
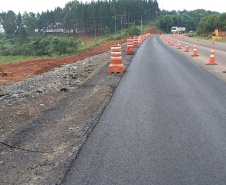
xmin=0 ymin=44 xmax=134 ymax=185
xmin=0 ymin=28 xmax=160 ymax=185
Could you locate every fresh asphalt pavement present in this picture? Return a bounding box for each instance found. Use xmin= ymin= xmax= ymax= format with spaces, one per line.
xmin=63 ymin=35 xmax=226 ymax=185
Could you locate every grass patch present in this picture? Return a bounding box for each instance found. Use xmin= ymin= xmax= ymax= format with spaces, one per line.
xmin=0 ymin=55 xmax=53 ymax=65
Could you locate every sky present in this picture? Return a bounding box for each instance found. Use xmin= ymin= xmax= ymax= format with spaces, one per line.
xmin=158 ymin=0 xmax=225 ymax=13
xmin=0 ymin=0 xmax=225 ymax=14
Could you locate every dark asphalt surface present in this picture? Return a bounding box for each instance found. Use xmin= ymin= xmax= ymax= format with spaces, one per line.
xmin=63 ymin=35 xmax=226 ymax=185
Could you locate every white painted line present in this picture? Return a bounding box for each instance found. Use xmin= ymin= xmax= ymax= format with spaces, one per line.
xmin=188 ymin=59 xmax=199 ymax=67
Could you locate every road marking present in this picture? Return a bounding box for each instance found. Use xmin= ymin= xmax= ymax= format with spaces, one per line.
xmin=213 ymin=70 xmax=220 ymax=73
xmin=169 ymin=35 xmax=226 ymax=54
xmin=187 ymin=59 xmax=199 ymax=67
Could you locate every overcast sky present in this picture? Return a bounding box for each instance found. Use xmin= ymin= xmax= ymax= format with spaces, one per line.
xmin=0 ymin=0 xmax=225 ymax=14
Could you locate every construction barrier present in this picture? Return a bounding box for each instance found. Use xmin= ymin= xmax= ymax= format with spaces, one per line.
xmin=109 ymin=43 xmax=124 ymax=74
xmin=126 ymin=37 xmax=135 ymax=55
xmin=133 ymin=35 xmax=139 ymax=48
xmin=138 ymin=35 xmax=143 ymax=44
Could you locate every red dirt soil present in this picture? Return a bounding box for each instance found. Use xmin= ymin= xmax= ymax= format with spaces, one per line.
xmin=0 ymin=39 xmax=126 ymax=87
xmin=0 ymin=28 xmax=160 ymax=87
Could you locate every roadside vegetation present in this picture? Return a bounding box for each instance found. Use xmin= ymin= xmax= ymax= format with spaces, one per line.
xmin=0 ymin=0 xmax=157 ymax=64
xmin=0 ymin=0 xmax=225 ymax=65
xmin=196 ymin=13 xmax=226 ymax=35
xmin=0 ymin=24 xmax=142 ymax=64
xmin=156 ymin=9 xmax=226 ymax=41
xmin=156 ymin=9 xmax=219 ymax=33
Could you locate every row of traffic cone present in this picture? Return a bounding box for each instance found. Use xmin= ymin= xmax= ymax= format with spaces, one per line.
xmin=161 ymin=35 xmax=217 ymax=65
xmin=191 ymin=43 xmax=217 ymax=65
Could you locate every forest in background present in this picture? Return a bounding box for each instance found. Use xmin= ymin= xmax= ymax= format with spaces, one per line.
xmin=0 ymin=0 xmax=159 ymax=57
xmin=0 ymin=0 xmax=160 ymax=38
xmin=157 ymin=9 xmax=219 ymax=33
xmin=0 ymin=0 xmax=225 ymax=58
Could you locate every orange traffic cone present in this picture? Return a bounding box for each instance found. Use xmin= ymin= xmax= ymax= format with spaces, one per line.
xmin=212 ymin=39 xmax=215 ymax=45
xmin=171 ymin=40 xmax=175 ymax=46
xmin=177 ymin=41 xmax=182 ymax=49
xmin=184 ymin=43 xmax=189 ymax=52
xmin=206 ymin=47 xmax=217 ymax=65
xmin=176 ymin=40 xmax=179 ymax=47
xmin=109 ymin=43 xmax=125 ymax=73
xmin=192 ymin=43 xmax=198 ymax=56
xmin=126 ymin=37 xmax=135 ymax=55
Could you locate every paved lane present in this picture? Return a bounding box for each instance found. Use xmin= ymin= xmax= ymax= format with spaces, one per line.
xmin=63 ymin=35 xmax=226 ymax=185
xmin=170 ymin=34 xmax=226 ymax=53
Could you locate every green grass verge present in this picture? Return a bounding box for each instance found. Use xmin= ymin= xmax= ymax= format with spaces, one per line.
xmin=0 ymin=55 xmax=52 ymax=65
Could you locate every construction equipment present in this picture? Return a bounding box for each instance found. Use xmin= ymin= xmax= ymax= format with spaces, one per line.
xmin=0 ymin=62 xmax=12 ymax=77
xmin=212 ymin=29 xmax=223 ymax=39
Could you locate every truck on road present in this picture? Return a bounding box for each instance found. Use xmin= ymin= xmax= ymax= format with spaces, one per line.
xmin=171 ymin=27 xmax=186 ymax=34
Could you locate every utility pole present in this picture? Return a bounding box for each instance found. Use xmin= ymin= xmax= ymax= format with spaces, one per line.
xmin=115 ymin=16 xmax=116 ymax=34
xmin=121 ymin=15 xmax=122 ymax=30
xmin=141 ymin=14 xmax=143 ymax=34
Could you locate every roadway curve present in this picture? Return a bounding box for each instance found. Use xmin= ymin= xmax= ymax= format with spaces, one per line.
xmin=63 ymin=35 xmax=226 ymax=185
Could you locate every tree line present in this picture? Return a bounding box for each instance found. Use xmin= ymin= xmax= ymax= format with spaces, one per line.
xmin=0 ymin=0 xmax=160 ymax=38
xmin=0 ymin=0 xmax=160 ymax=56
xmin=157 ymin=9 xmax=219 ymax=33
xmin=197 ymin=13 xmax=226 ymax=35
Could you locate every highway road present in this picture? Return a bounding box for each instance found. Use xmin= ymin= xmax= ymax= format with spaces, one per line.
xmin=163 ymin=34 xmax=226 ymax=82
xmin=63 ymin=35 xmax=226 ymax=185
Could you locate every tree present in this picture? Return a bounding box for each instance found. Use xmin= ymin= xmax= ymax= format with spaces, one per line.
xmin=3 ymin=10 xmax=17 ymax=37
xmin=16 ymin=26 xmax=28 ymax=43
xmin=16 ymin=12 xmax=23 ymax=28
xmin=197 ymin=13 xmax=226 ymax=35
xmin=23 ymin=13 xmax=38 ymax=35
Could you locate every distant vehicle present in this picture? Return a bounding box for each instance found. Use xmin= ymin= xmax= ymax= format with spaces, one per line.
xmin=171 ymin=27 xmax=186 ymax=34
xmin=171 ymin=27 xmax=177 ymax=34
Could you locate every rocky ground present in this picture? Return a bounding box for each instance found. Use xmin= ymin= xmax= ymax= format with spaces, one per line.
xmin=0 ymin=43 xmax=135 ymax=184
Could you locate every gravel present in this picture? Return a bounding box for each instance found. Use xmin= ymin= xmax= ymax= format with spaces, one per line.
xmin=0 ymin=44 xmax=134 ymax=185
